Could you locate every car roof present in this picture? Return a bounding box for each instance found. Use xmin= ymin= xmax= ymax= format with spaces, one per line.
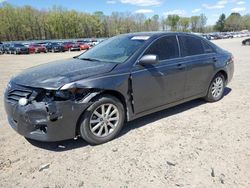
xmin=119 ymin=31 xmax=203 ymax=39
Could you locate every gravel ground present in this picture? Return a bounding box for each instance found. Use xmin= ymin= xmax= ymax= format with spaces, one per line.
xmin=0 ymin=38 xmax=249 ymax=188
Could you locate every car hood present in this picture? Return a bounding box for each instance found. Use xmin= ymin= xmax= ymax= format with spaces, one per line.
xmin=12 ymin=58 xmax=117 ymax=90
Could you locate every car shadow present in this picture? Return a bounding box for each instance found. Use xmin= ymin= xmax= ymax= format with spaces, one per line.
xmin=121 ymin=87 xmax=232 ymax=137
xmin=27 ymin=87 xmax=232 ymax=152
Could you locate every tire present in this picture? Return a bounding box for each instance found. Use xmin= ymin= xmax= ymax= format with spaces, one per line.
xmin=204 ymin=73 xmax=225 ymax=102
xmin=79 ymin=94 xmax=125 ymax=145
xmin=246 ymin=41 xmax=250 ymax=45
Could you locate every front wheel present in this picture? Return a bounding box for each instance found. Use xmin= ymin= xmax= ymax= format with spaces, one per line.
xmin=79 ymin=95 xmax=125 ymax=145
xmin=204 ymin=73 xmax=225 ymax=102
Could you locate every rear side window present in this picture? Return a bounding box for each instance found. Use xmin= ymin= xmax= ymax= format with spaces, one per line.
xmin=202 ymin=41 xmax=214 ymax=53
xmin=179 ymin=35 xmax=204 ymax=56
xmin=144 ymin=36 xmax=179 ymax=61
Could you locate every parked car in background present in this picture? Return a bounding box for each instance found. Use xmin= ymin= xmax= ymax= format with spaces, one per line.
xmin=2 ymin=43 xmax=11 ymax=54
xmin=0 ymin=42 xmax=3 ymax=54
xmin=8 ymin=43 xmax=29 ymax=54
xmin=28 ymin=44 xmax=46 ymax=53
xmin=68 ymin=42 xmax=80 ymax=51
xmin=4 ymin=32 xmax=234 ymax=144
xmin=44 ymin=42 xmax=65 ymax=52
xmin=79 ymin=43 xmax=90 ymax=50
xmin=62 ymin=42 xmax=74 ymax=51
xmin=202 ymin=34 xmax=211 ymax=40
xmin=209 ymin=33 xmax=223 ymax=40
xmin=242 ymin=38 xmax=250 ymax=45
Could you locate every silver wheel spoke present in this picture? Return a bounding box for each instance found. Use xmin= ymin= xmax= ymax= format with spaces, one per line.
xmin=108 ymin=122 xmax=115 ymax=128
xmin=101 ymin=105 xmax=105 ymax=116
xmin=109 ymin=117 xmax=119 ymax=121
xmin=104 ymin=124 xmax=109 ymax=135
xmin=94 ymin=111 xmax=103 ymax=118
xmin=97 ymin=125 xmax=104 ymax=136
xmin=109 ymin=109 xmax=118 ymax=117
xmin=105 ymin=105 xmax=112 ymax=117
xmin=90 ymin=119 xmax=100 ymax=124
xmin=91 ymin=122 xmax=102 ymax=132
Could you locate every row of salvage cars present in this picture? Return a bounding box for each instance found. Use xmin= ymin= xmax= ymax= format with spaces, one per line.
xmin=0 ymin=39 xmax=103 ymax=55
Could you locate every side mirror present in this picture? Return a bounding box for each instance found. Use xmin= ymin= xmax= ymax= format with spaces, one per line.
xmin=139 ymin=54 xmax=159 ymax=65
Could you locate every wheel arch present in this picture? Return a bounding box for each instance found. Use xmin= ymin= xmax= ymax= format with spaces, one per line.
xmin=217 ymin=69 xmax=228 ymax=83
xmin=75 ymin=89 xmax=128 ymax=136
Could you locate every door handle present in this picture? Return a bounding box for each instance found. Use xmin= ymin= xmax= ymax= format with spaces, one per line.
xmin=212 ymin=57 xmax=217 ymax=62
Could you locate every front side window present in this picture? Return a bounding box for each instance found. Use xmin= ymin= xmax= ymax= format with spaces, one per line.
xmin=144 ymin=36 xmax=179 ymax=61
xmin=179 ymin=35 xmax=205 ymax=56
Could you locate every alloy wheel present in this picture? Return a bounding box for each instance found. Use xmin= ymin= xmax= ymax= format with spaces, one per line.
xmin=89 ymin=103 xmax=119 ymax=137
xmin=211 ymin=76 xmax=224 ymax=98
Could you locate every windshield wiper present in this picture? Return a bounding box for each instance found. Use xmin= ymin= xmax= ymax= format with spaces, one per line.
xmin=79 ymin=57 xmax=101 ymax=62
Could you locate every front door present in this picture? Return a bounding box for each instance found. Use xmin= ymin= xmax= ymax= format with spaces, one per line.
xmin=131 ymin=35 xmax=187 ymax=114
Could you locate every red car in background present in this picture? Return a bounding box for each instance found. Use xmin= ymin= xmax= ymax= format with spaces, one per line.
xmin=79 ymin=43 xmax=90 ymax=50
xmin=62 ymin=42 xmax=81 ymax=51
xmin=62 ymin=42 xmax=74 ymax=51
xmin=28 ymin=44 xmax=46 ymax=53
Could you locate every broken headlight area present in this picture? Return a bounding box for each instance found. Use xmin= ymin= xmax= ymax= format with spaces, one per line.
xmin=34 ymin=88 xmax=92 ymax=102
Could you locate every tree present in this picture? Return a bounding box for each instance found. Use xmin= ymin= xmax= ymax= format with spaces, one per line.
xmin=166 ymin=15 xmax=180 ymax=31
xmin=214 ymin=13 xmax=226 ymax=32
xmin=225 ymin=13 xmax=241 ymax=31
xmin=0 ymin=3 xmax=217 ymax=41
xmin=197 ymin=14 xmax=207 ymax=33
xmin=190 ymin=16 xmax=200 ymax=32
xmin=179 ymin=17 xmax=190 ymax=31
xmin=240 ymin=14 xmax=250 ymax=30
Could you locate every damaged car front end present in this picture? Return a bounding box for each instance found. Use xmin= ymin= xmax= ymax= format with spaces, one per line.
xmin=4 ymin=81 xmax=100 ymax=141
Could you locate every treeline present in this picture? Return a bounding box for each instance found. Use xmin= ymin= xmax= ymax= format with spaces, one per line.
xmin=0 ymin=3 xmax=211 ymax=41
xmin=214 ymin=13 xmax=250 ymax=32
xmin=0 ymin=3 xmax=249 ymax=41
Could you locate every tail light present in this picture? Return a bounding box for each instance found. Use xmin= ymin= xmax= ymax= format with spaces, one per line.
xmin=229 ymin=55 xmax=234 ymax=64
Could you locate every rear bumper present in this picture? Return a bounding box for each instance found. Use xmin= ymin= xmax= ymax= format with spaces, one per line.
xmin=4 ymin=91 xmax=90 ymax=142
xmin=226 ymin=61 xmax=234 ymax=85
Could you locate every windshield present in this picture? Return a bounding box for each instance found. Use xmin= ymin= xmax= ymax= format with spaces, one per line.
xmin=78 ymin=35 xmax=149 ymax=63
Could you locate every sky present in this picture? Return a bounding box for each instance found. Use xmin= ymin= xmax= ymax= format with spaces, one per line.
xmin=1 ymin=0 xmax=250 ymax=25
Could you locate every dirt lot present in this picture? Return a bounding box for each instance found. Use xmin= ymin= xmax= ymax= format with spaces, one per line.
xmin=0 ymin=38 xmax=249 ymax=188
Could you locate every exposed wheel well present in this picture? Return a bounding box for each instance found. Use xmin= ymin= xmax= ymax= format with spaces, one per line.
xmin=217 ymin=70 xmax=228 ymax=83
xmin=101 ymin=90 xmax=127 ymax=111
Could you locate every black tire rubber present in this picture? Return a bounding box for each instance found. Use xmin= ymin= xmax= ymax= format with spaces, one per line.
xmin=79 ymin=94 xmax=125 ymax=145
xmin=204 ymin=73 xmax=225 ymax=102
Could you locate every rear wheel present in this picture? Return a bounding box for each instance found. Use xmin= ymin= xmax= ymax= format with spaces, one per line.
xmin=79 ymin=95 xmax=125 ymax=145
xmin=205 ymin=73 xmax=225 ymax=102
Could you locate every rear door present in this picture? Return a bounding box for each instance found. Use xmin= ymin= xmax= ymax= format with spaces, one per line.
xmin=178 ymin=34 xmax=216 ymax=98
xmin=131 ymin=35 xmax=187 ymax=114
